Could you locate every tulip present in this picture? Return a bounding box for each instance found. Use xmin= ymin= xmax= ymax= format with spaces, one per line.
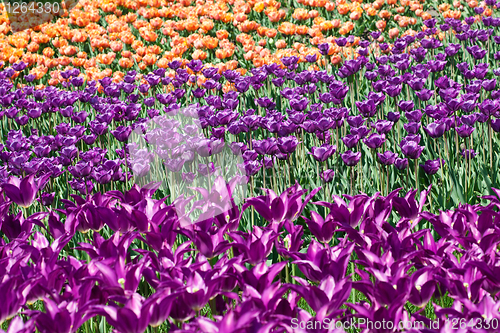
xmin=303 ymin=211 xmax=336 ymax=243
xmin=420 ymin=159 xmax=445 ymax=175
xmin=424 ymin=121 xmax=446 ymax=138
xmin=308 ymin=144 xmax=336 ymax=162
xmin=2 ymin=174 xmax=50 ymax=208
xmin=377 ymin=151 xmax=397 ymax=166
xmin=341 ymin=150 xmax=361 ymax=166
xmin=400 ymin=138 xmax=424 ymax=159
xmin=394 ymin=157 xmax=409 ymax=170
xmin=37 ymin=192 xmax=54 ymax=206
xmin=320 ymin=169 xmax=335 ymax=183
xmin=455 ymin=124 xmax=475 ymax=138
xmin=363 ymin=133 xmax=385 ymax=149
xmin=0 ymin=277 xmax=32 ymax=325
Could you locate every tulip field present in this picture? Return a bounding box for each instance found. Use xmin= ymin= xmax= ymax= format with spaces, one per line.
xmin=3 ymin=0 xmax=500 ymax=332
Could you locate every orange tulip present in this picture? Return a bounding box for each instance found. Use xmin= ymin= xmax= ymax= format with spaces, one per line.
xmin=136 ymin=47 xmax=147 ymax=57
xmin=389 ymin=27 xmax=400 ymax=39
xmin=150 ymin=17 xmax=163 ymax=29
xmin=275 ymin=39 xmax=286 ymax=49
xmin=27 ymin=42 xmax=39 ymax=53
xmin=42 ymin=47 xmax=54 ymax=58
xmin=58 ymin=57 xmax=71 ymax=66
xmin=337 ymin=4 xmax=350 ymax=15
xmin=110 ymin=41 xmax=123 ymax=52
xmin=119 ymin=58 xmax=133 ymax=68
xmin=376 ymin=20 xmax=387 ymax=31
xmin=325 ymin=2 xmax=335 ymax=11
xmin=63 ymin=45 xmax=78 ymax=56
xmin=235 ymin=13 xmax=247 ymax=23
xmin=203 ymin=36 xmax=218 ymax=49
xmin=438 ymin=3 xmax=451 ymax=11
xmin=72 ymin=58 xmax=86 ymax=67
xmin=350 ymin=11 xmax=361 ymax=20
xmin=216 ymin=30 xmax=229 ymax=40
xmin=278 ymin=22 xmax=296 ymax=35
xmin=254 ymin=2 xmax=265 ymax=12
xmin=192 ymin=49 xmax=207 ymax=60
xmin=143 ymin=53 xmax=157 ymax=66
xmin=421 ymin=12 xmax=432 ymax=20
xmin=267 ymin=11 xmax=282 ymax=22
xmin=331 ymin=55 xmax=342 ymax=65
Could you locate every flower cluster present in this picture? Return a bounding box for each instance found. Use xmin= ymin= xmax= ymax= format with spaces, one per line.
xmin=0 ymin=0 xmax=496 ymax=85
xmin=1 ymin=182 xmax=500 ymax=332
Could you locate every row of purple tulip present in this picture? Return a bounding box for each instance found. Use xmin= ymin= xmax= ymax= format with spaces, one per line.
xmin=2 ymin=178 xmax=500 ymax=332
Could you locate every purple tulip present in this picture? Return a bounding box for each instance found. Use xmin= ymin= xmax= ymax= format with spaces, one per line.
xmin=320 ymin=169 xmax=335 ymax=183
xmin=400 ymin=138 xmax=424 ymax=159
xmin=420 ymin=159 xmax=445 ymax=175
xmin=356 ymin=100 xmax=377 ymax=118
xmin=37 ymin=192 xmax=55 ymax=206
xmin=372 ymin=120 xmax=393 ymax=134
xmin=2 ymin=174 xmax=50 ymax=208
xmin=455 ymin=124 xmax=475 ymax=138
xmin=346 ymin=115 xmax=365 ymax=128
xmin=111 ymin=126 xmax=132 ymax=142
xmin=394 ymin=157 xmax=409 ymax=170
xmin=492 ymin=118 xmax=500 ymax=132
xmin=404 ymin=122 xmax=421 ymax=134
xmin=377 ymin=151 xmax=398 ymax=166
xmin=303 ymin=211 xmax=336 ymax=243
xmin=415 ymin=89 xmax=434 ymax=101
xmin=424 ymin=122 xmax=446 ymax=138
xmin=308 ymin=144 xmax=336 ymax=162
xmin=387 ymin=112 xmax=401 ymax=123
xmin=461 ymin=149 xmax=478 ymax=160
xmin=363 ymin=133 xmax=386 ymax=149
xmin=277 ymin=136 xmax=299 ymax=154
xmin=341 ymin=150 xmax=361 ymax=166
xmin=342 ymin=134 xmax=360 ymax=149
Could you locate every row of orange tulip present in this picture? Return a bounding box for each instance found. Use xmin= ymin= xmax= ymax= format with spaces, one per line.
xmin=0 ymin=0 xmax=491 ymax=87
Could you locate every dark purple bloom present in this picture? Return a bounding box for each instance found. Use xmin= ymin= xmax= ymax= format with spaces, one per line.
xmin=406 ymin=110 xmax=423 ymax=123
xmin=342 ymin=134 xmax=360 ymax=149
xmin=394 ymin=157 xmax=409 ymax=170
xmin=424 ymin=122 xmax=446 ymax=138
xmin=111 ymin=126 xmax=132 ymax=142
xmin=341 ymin=150 xmax=361 ymax=166
xmin=308 ymin=144 xmax=336 ymax=162
xmin=404 ymin=122 xmax=421 ymax=134
xmin=356 ymin=100 xmax=377 ymax=118
xmin=363 ymin=133 xmax=386 ymax=149
xmin=415 ymin=89 xmax=434 ymax=101
xmin=346 ymin=115 xmax=365 ymax=128
xmin=400 ymin=138 xmax=424 ymax=159
xmin=385 ymin=85 xmax=402 ymax=98
xmin=320 ymin=169 xmax=335 ymax=183
xmin=372 ymin=120 xmax=393 ymax=134
xmin=35 ymin=191 xmax=54 ymax=207
xmin=278 ymin=136 xmax=299 ymax=154
xmin=2 ymin=174 xmax=50 ymax=208
xmin=461 ymin=149 xmax=478 ymax=159
xmin=420 ymin=159 xmax=444 ymax=175
xmin=479 ymin=99 xmax=499 ymax=116
xmin=377 ymin=151 xmax=398 ymax=166
xmin=387 ymin=112 xmax=401 ymax=123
